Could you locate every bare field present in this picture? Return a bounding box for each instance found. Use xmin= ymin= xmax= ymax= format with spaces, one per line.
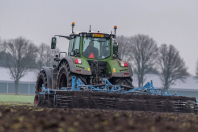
xmin=0 ymin=104 xmax=198 ymax=132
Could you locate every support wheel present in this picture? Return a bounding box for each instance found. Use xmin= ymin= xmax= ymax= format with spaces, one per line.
xmin=34 ymin=94 xmax=45 ymax=107
xmin=34 ymin=94 xmax=41 ymax=107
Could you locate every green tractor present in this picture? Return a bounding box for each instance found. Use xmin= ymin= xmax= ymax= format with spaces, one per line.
xmin=34 ymin=23 xmax=133 ymax=106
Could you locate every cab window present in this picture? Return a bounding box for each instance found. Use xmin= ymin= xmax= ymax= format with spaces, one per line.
xmin=68 ymin=36 xmax=80 ymax=56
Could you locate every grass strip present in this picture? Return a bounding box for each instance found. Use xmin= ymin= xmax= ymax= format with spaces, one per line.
xmin=0 ymin=94 xmax=34 ymax=103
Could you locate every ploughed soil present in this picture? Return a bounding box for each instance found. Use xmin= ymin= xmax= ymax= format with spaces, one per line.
xmin=0 ymin=104 xmax=198 ymax=132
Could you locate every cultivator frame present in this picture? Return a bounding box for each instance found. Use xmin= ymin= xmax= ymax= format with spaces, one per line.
xmin=35 ymin=76 xmax=198 ymax=113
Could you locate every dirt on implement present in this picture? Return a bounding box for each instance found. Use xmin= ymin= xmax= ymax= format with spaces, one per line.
xmin=38 ymin=91 xmax=197 ymax=113
xmin=0 ymin=104 xmax=198 ymax=132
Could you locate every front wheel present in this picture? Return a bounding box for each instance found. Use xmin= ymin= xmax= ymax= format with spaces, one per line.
xmin=56 ymin=62 xmax=87 ymax=89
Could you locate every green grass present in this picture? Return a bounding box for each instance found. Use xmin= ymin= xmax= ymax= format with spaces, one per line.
xmin=0 ymin=94 xmax=34 ymax=104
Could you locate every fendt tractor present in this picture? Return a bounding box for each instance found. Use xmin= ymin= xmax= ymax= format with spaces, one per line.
xmin=34 ymin=22 xmax=198 ymax=112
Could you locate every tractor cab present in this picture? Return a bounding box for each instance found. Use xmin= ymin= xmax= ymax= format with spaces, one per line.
xmin=51 ymin=23 xmax=118 ymax=61
xmin=68 ymin=32 xmax=116 ymax=60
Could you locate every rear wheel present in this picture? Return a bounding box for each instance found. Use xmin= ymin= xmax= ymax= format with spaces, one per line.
xmin=35 ymin=70 xmax=48 ymax=107
xmin=35 ymin=70 xmax=47 ymax=94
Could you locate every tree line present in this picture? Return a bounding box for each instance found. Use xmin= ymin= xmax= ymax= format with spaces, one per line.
xmin=0 ymin=37 xmax=60 ymax=94
xmin=117 ymin=34 xmax=190 ymax=90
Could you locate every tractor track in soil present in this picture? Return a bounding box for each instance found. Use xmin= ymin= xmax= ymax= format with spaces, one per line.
xmin=0 ymin=104 xmax=198 ymax=132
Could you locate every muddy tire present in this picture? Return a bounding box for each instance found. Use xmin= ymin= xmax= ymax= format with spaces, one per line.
xmin=35 ymin=70 xmax=47 ymax=94
xmin=35 ymin=70 xmax=48 ymax=107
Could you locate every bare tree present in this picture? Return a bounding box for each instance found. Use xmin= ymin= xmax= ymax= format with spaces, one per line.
xmin=129 ymin=34 xmax=158 ymax=87
xmin=5 ymin=37 xmax=38 ymax=94
xmin=37 ymin=43 xmax=47 ymax=70
xmin=0 ymin=38 xmax=2 ymax=52
xmin=0 ymin=38 xmax=6 ymax=52
xmin=158 ymin=44 xmax=188 ymax=90
xmin=37 ymin=43 xmax=60 ymax=70
xmin=0 ymin=39 xmax=8 ymax=67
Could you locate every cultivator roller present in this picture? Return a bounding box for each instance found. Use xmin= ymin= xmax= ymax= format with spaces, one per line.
xmin=34 ymin=76 xmax=198 ymax=113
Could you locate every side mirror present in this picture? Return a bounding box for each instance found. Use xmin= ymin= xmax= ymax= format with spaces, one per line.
xmin=51 ymin=37 xmax=56 ymax=49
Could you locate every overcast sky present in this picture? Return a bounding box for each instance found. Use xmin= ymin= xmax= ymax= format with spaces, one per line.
xmin=0 ymin=0 xmax=198 ymax=75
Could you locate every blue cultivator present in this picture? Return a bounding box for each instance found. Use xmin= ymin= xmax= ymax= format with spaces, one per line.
xmin=36 ymin=76 xmax=198 ymax=113
xmin=40 ymin=76 xmax=180 ymax=96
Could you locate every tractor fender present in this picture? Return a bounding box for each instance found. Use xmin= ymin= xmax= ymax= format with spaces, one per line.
xmin=40 ymin=67 xmax=53 ymax=89
xmin=58 ymin=56 xmax=92 ymax=75
xmin=107 ymin=60 xmax=133 ymax=78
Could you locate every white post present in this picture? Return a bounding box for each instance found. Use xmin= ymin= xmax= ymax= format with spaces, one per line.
xmin=7 ymin=83 xmax=8 ymax=94
xmin=28 ymin=84 xmax=30 ymax=95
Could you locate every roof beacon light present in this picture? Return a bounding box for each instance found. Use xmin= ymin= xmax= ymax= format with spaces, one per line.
xmin=114 ymin=25 xmax=117 ymax=38
xmin=72 ymin=22 xmax=75 ymax=33
xmin=114 ymin=25 xmax=117 ymax=29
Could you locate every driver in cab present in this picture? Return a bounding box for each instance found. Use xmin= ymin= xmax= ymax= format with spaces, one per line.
xmin=84 ymin=41 xmax=98 ymax=59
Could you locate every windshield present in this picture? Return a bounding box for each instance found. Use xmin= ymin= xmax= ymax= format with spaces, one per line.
xmin=82 ymin=37 xmax=111 ymax=59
